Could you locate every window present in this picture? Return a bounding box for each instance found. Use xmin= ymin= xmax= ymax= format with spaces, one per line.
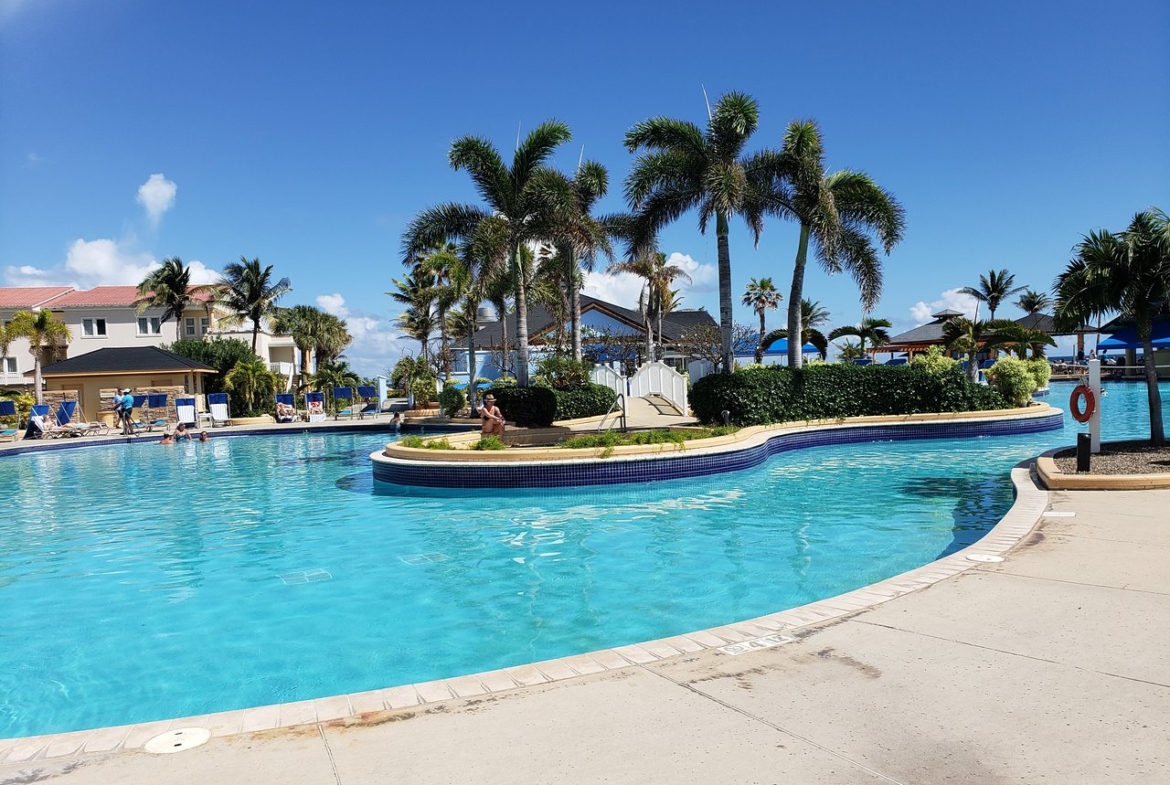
xmin=2 ymin=357 xmax=15 ymax=374
xmin=200 ymin=317 xmax=209 ymax=335
xmin=185 ymin=317 xmax=210 ymax=336
xmin=82 ymin=318 xmax=107 ymax=337
xmin=137 ymin=316 xmax=162 ymax=335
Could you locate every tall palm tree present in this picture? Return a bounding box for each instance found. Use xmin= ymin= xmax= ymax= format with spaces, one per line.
xmin=1015 ymin=288 xmax=1052 ymax=316
xmin=223 ymin=357 xmax=278 ymax=415
xmin=742 ymin=277 xmax=783 ymax=363
xmin=216 ymin=256 xmax=292 ymax=355
xmin=389 ymin=272 xmax=437 ymax=365
xmin=402 ymin=121 xmax=579 ymax=387
xmin=624 ymin=91 xmax=763 ymax=373
xmin=828 ymin=316 xmax=893 ymax=357
xmin=272 ymin=304 xmax=346 ymax=383
xmin=1054 ymin=208 xmax=1170 ymax=446
xmin=416 ymin=243 xmax=463 ymax=378
xmin=556 ymin=160 xmax=613 ymax=361
xmin=312 ymin=313 xmax=351 ymax=369
xmin=134 ymin=257 xmax=209 ymax=342
xmin=609 ymin=251 xmax=692 ymax=362
xmin=8 ymin=309 xmax=72 ymax=404
xmin=961 ymin=269 xmax=1026 ymax=319
xmin=310 ymin=361 xmax=361 ymax=412
xmin=749 ymin=120 xmax=905 ymax=368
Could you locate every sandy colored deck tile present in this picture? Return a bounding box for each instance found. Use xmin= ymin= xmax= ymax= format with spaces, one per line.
xmin=504 ymin=665 xmax=552 ymax=687
xmin=638 ymin=639 xmax=685 ymax=659
xmin=474 ymin=668 xmax=521 ymax=692
xmin=533 ymin=659 xmax=579 ymax=681
xmin=382 ymin=685 xmax=422 ymax=709
xmin=347 ymin=690 xmax=388 ymax=714
xmin=121 ymin=720 xmax=174 ymax=750
xmin=414 ymin=679 xmax=455 ymax=703
xmin=682 ymin=630 xmax=728 ymax=648
xmin=445 ymin=675 xmax=488 ymax=698
xmin=585 ymin=649 xmax=637 ymax=670
xmin=557 ymin=654 xmax=608 ymax=676
xmin=277 ymin=701 xmax=317 ymax=727
xmin=313 ymin=695 xmax=352 ymax=722
xmin=44 ymin=731 xmax=91 ymax=758
xmin=239 ymin=705 xmax=281 ymax=733
xmin=657 ymin=634 xmax=708 ymax=653
xmin=2 ymin=742 xmax=45 ymax=763
xmin=179 ymin=710 xmax=244 ymax=738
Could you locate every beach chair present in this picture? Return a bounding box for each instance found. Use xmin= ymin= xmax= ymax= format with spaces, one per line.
xmin=357 ymin=385 xmax=380 ymax=419
xmin=46 ymin=400 xmax=80 ymax=437
xmin=0 ymin=399 xmax=19 ymax=441
xmin=305 ymin=392 xmax=326 ymax=422
xmin=207 ymin=392 xmax=233 ymax=427
xmin=333 ymin=386 xmax=355 ymax=419
xmin=25 ymin=403 xmax=50 ymax=439
xmin=175 ymin=397 xmax=198 ymax=428
xmin=145 ymin=393 xmax=170 ymax=431
xmin=275 ymin=392 xmax=298 ymax=423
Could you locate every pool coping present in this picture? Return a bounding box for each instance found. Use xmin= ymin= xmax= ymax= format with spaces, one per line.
xmin=1035 ymin=445 xmax=1170 ymax=490
xmin=0 ymin=458 xmax=1050 ymax=758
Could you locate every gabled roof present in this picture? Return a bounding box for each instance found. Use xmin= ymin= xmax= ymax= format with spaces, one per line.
xmin=40 ymin=346 xmax=217 ymax=376
xmin=0 ymin=286 xmax=74 ymax=309
xmin=1015 ymin=312 xmax=1056 ymax=332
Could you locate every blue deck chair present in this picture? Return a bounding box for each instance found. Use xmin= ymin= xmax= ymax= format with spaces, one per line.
xmin=145 ymin=393 xmax=170 ymax=431
xmin=207 ymin=392 xmax=233 ymax=427
xmin=305 ymin=391 xmax=326 ymax=422
xmin=275 ymin=392 xmax=298 ymax=423
xmin=356 ymin=385 xmax=379 ymax=419
xmin=25 ymin=403 xmax=51 ymax=439
xmin=0 ymin=399 xmax=18 ymax=441
xmin=333 ymin=386 xmax=355 ymax=419
xmin=175 ymin=397 xmax=198 ymax=428
xmin=46 ymin=400 xmax=79 ymax=437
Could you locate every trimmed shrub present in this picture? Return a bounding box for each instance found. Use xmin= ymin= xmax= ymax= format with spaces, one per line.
xmin=487 ymin=385 xmax=557 ymax=428
xmin=553 ymin=383 xmax=618 ymax=421
xmin=985 ymin=356 xmax=1037 ymax=407
xmin=690 ymin=364 xmax=1008 ymax=426
xmin=911 ymin=345 xmax=959 ymax=375
xmin=438 ymin=382 xmax=466 ymax=418
xmin=1025 ymin=358 xmax=1052 ymax=391
xmin=471 ymin=435 xmax=508 ymax=450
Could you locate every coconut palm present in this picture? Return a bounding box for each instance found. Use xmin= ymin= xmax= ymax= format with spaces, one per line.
xmin=961 ymin=269 xmax=1026 ymax=319
xmin=624 ymin=91 xmax=763 ymax=373
xmin=134 ymin=257 xmax=209 ymax=342
xmin=742 ymin=277 xmax=783 ymax=363
xmin=828 ymin=316 xmax=893 ymax=357
xmin=989 ymin=324 xmax=1058 ymax=358
xmin=216 ymin=256 xmax=292 ymax=355
xmin=272 ymin=304 xmax=349 ymax=383
xmin=836 ymin=339 xmax=865 ymax=362
xmin=389 ymin=272 xmax=437 ymax=366
xmin=416 ymin=243 xmax=463 ymax=378
xmin=943 ymin=317 xmax=1016 ymax=382
xmin=609 ymin=251 xmax=692 ymax=362
xmin=760 ymin=299 xmax=832 ymax=360
xmin=1015 ymin=288 xmax=1052 ymax=316
xmin=223 ymin=358 xmax=277 ymax=415
xmin=1054 ymin=208 xmax=1170 ymax=446
xmin=402 ymin=120 xmax=581 ymax=387
xmin=556 ymin=160 xmax=613 ymax=361
xmin=8 ymin=308 xmax=72 ymax=404
xmin=749 ymin=120 xmax=905 ymax=368
xmin=311 ymin=361 xmax=361 ymax=412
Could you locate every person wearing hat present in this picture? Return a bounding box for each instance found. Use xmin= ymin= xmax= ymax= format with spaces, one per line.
xmin=118 ymin=388 xmax=136 ymax=435
xmin=479 ymin=393 xmax=505 ymax=436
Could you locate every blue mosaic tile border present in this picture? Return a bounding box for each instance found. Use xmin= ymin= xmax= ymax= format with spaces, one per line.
xmin=373 ymin=411 xmax=1064 ymax=491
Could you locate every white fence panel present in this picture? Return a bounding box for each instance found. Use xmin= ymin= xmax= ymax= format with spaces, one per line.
xmin=629 ymin=361 xmax=689 ymax=415
xmin=590 ymin=364 xmax=626 ymax=397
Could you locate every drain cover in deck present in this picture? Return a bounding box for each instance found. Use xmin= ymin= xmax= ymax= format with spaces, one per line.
xmin=144 ymin=727 xmax=211 ymax=754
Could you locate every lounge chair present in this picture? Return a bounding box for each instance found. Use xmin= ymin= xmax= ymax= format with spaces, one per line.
xmin=25 ymin=403 xmax=50 ymax=439
xmin=357 ymin=385 xmax=379 ymax=419
xmin=207 ymin=392 xmax=233 ymax=427
xmin=334 ymin=386 xmax=355 ymax=419
xmin=0 ymin=399 xmax=19 ymax=441
xmin=175 ymin=397 xmax=198 ymax=428
xmin=46 ymin=400 xmax=84 ymax=438
xmin=275 ymin=392 xmax=299 ymax=423
xmin=305 ymin=392 xmax=326 ymax=422
xmin=144 ymin=393 xmax=170 ymax=431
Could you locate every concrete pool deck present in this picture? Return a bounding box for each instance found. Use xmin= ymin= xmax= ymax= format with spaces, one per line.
xmin=2 ymin=465 xmax=1167 ymax=783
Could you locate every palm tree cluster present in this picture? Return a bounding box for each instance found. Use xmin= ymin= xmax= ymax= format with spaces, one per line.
xmin=399 ymin=93 xmax=905 ymax=384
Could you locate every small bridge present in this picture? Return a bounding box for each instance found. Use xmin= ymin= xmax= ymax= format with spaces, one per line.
xmin=589 ymin=361 xmax=689 ymax=417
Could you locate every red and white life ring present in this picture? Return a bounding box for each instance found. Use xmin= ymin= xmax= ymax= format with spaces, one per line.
xmin=1070 ymin=384 xmax=1095 ymax=423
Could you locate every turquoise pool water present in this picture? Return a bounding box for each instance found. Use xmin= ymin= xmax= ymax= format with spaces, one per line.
xmin=1 ymin=381 xmax=1165 ymax=739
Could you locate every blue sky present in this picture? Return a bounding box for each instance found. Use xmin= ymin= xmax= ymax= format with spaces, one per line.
xmin=2 ymin=0 xmax=1166 ymax=375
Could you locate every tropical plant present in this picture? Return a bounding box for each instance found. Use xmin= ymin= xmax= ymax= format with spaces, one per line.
xmin=165 ymin=336 xmax=256 ymax=394
xmin=742 ymin=277 xmax=783 ymax=363
xmin=749 ymin=120 xmax=905 ymax=368
xmin=402 ymin=120 xmax=581 ymax=387
xmin=1015 ymin=288 xmax=1052 ymax=315
xmin=389 ymin=272 xmax=437 ymax=366
xmin=1054 ymin=208 xmax=1170 ymax=446
xmin=836 ymin=340 xmax=865 ymax=362
xmin=134 ymin=257 xmax=211 ymax=342
xmin=624 ymin=91 xmax=763 ymax=374
xmin=608 ymin=251 xmax=691 ymax=362
xmin=7 ymin=309 xmax=72 ymax=404
xmin=555 ymin=161 xmax=613 ymax=361
xmin=438 ymin=382 xmax=466 ymax=418
xmin=961 ymin=269 xmax=1026 ymax=319
xmin=223 ymin=358 xmax=278 ymax=416
xmin=989 ymin=323 xmax=1057 ymax=358
xmin=216 ymin=256 xmax=292 ymax=354
xmin=943 ymin=317 xmax=1016 ymax=382
xmin=390 ymin=355 xmax=435 ymax=407
xmin=311 ymin=361 xmax=362 ymax=411
xmin=272 ymin=304 xmax=351 ymax=383
xmin=828 ymin=316 xmax=893 ymax=358
xmin=911 ymin=345 xmax=959 ymax=374
xmin=984 ymin=356 xmax=1036 ymax=407
xmin=760 ymin=299 xmax=832 ymax=360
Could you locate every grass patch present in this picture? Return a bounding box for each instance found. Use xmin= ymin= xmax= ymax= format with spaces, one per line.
xmin=561 ymin=427 xmax=737 ymax=450
xmin=398 ymin=435 xmax=456 ymax=450
xmin=471 ymin=435 xmax=508 ymax=451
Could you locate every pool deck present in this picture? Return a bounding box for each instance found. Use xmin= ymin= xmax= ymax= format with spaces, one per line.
xmin=3 ymin=410 xmax=1169 ymax=782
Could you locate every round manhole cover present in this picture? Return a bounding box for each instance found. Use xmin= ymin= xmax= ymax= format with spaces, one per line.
xmin=144 ymin=727 xmax=211 ymax=754
xmin=965 ymin=553 xmax=1005 ymax=563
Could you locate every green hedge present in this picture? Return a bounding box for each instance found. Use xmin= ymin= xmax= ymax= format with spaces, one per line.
xmin=553 ymin=383 xmax=618 ymax=421
xmin=691 ymin=364 xmax=1009 ymax=426
xmin=487 ymin=385 xmax=558 ymax=427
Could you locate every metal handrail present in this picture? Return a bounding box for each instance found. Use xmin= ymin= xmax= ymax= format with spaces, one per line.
xmin=597 ymin=393 xmax=627 ymax=434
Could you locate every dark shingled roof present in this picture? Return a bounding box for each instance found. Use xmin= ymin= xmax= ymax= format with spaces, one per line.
xmin=41 ymin=347 xmax=217 ymax=376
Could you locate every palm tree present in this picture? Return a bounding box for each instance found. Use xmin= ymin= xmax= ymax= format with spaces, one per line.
xmin=134 ymin=257 xmax=208 ymax=342
xmin=216 ymin=256 xmax=292 ymax=355
xmin=1054 ymin=209 xmax=1170 ymax=446
xmin=7 ymin=309 xmax=72 ymax=404
xmin=312 ymin=313 xmax=351 ymax=369
xmin=402 ymin=121 xmax=580 ymax=387
xmin=389 ymin=272 xmax=437 ymax=366
xmin=310 ymin=361 xmax=361 ymax=412
xmin=961 ymin=269 xmax=1026 ymax=319
xmin=836 ymin=339 xmax=865 ymax=362
xmin=557 ymin=161 xmax=613 ymax=361
xmin=990 ymin=324 xmax=1058 ymax=358
xmin=416 ymin=243 xmax=462 ymax=378
xmin=749 ymin=120 xmax=905 ymax=368
xmin=761 ymin=299 xmax=832 ymax=360
xmin=624 ymin=91 xmax=763 ymax=374
xmin=223 ymin=358 xmax=277 ymax=415
xmin=943 ymin=317 xmax=1016 ymax=382
xmin=609 ymin=251 xmax=692 ymax=362
xmin=828 ymin=316 xmax=893 ymax=357
xmin=272 ymin=304 xmax=348 ymax=384
xmin=1015 ymin=288 xmax=1052 ymax=316
xmin=742 ymin=277 xmax=783 ymax=363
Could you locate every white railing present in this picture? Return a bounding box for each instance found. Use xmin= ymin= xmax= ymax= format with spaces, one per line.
xmin=629 ymin=361 xmax=688 ymax=415
xmin=589 ymin=364 xmax=625 ymax=396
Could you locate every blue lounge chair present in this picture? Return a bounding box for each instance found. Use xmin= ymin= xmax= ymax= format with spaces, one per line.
xmin=145 ymin=393 xmax=170 ymax=431
xmin=207 ymin=392 xmax=233 ymax=427
xmin=25 ymin=403 xmax=50 ymax=439
xmin=356 ymin=385 xmax=379 ymax=419
xmin=0 ymin=399 xmax=18 ymax=441
xmin=275 ymin=392 xmax=298 ymax=423
xmin=334 ymin=386 xmax=355 ymax=419
xmin=175 ymin=397 xmax=198 ymax=428
xmin=305 ymin=392 xmax=326 ymax=422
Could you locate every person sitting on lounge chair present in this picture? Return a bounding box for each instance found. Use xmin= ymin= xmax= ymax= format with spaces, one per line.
xmin=23 ymin=413 xmax=46 ymax=439
xmin=275 ymin=401 xmax=297 ymax=422
xmin=307 ymin=400 xmax=324 ymax=417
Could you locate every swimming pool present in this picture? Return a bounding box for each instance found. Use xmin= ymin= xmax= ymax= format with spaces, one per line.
xmin=1 ymin=381 xmax=1165 ymax=739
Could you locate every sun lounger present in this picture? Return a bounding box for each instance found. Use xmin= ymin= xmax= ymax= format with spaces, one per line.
xmin=357 ymin=385 xmax=379 ymax=419
xmin=175 ymin=397 xmax=197 ymax=428
xmin=334 ymin=387 xmax=355 ymax=419
xmin=275 ymin=393 xmax=298 ymax=423
xmin=0 ymin=399 xmax=19 ymax=441
xmin=305 ymin=392 xmax=326 ymax=422
xmin=207 ymin=393 xmax=233 ymax=427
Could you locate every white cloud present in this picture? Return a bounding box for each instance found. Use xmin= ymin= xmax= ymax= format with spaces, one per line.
xmin=909 ymin=288 xmax=980 ymax=323
xmin=137 ymin=173 xmax=177 ymax=227
xmin=317 ymin=293 xmax=409 ymax=377
xmin=186 ymin=260 xmax=220 ymax=285
xmin=64 ymin=238 xmax=157 ymax=286
xmin=669 ymin=252 xmax=717 ymax=293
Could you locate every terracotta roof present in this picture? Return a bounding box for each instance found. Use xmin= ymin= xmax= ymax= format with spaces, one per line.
xmin=37 ymin=285 xmax=217 ymax=309
xmin=0 ymin=286 xmax=74 ymax=309
xmin=40 ymin=346 xmax=217 ymax=376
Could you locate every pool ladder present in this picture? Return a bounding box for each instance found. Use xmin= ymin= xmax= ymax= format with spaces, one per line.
xmin=597 ymin=393 xmax=627 ymax=433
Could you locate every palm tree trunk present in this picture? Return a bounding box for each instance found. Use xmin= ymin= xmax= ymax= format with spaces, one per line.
xmin=570 ymin=278 xmax=582 ymax=362
xmin=716 ymin=212 xmax=733 ymax=373
xmin=755 ymin=310 xmax=765 ymax=364
xmin=1141 ymin=334 xmax=1165 ymax=446
xmin=787 ymin=224 xmax=812 ymax=368
xmin=438 ymin=306 xmax=450 ymax=381
xmin=512 ymin=246 xmax=530 ymax=387
xmin=31 ymin=354 xmax=43 ymax=405
xmin=644 ymin=313 xmax=653 ymax=363
xmin=251 ymin=322 xmax=260 ymax=355
xmin=467 ymin=324 xmax=477 ymax=400
xmin=657 ymin=307 xmax=665 ymax=364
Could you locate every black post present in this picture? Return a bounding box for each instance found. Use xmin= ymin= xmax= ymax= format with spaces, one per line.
xmin=1076 ymin=432 xmax=1091 ymax=472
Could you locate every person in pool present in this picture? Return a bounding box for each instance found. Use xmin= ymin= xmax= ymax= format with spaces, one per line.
xmin=478 ymin=394 xmax=505 ymax=436
xmin=173 ymin=423 xmax=192 ymax=441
